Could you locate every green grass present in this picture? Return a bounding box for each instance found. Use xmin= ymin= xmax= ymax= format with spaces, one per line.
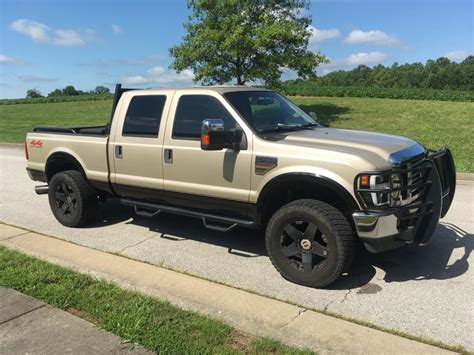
xmin=0 ymin=246 xmax=312 ymax=354
xmin=0 ymin=96 xmax=472 ymax=171
xmin=291 ymin=96 xmax=474 ymax=172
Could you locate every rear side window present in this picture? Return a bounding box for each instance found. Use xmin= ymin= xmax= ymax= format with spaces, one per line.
xmin=173 ymin=95 xmax=235 ymax=139
xmin=122 ymin=95 xmax=166 ymax=137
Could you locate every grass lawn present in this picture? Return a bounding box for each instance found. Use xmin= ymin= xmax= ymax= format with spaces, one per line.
xmin=0 ymin=96 xmax=472 ymax=171
xmin=0 ymin=246 xmax=312 ymax=354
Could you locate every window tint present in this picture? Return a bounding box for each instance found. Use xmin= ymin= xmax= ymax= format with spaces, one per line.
xmin=122 ymin=95 xmax=166 ymax=137
xmin=224 ymin=91 xmax=315 ymax=132
xmin=173 ymin=95 xmax=236 ymax=139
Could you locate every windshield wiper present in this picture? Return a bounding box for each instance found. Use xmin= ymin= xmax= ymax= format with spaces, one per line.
xmin=259 ymin=123 xmax=319 ymax=134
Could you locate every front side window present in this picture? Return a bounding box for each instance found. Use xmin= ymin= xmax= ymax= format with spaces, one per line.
xmin=122 ymin=95 xmax=166 ymax=137
xmin=224 ymin=91 xmax=318 ymax=133
xmin=173 ymin=95 xmax=236 ymax=139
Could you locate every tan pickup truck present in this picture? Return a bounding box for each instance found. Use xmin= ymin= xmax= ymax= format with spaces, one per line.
xmin=25 ymin=85 xmax=456 ymax=287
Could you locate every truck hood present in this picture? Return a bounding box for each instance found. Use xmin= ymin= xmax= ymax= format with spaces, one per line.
xmin=277 ymin=127 xmax=424 ymax=168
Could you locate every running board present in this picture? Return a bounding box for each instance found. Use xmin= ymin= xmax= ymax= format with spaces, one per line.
xmin=121 ymin=199 xmax=258 ymax=232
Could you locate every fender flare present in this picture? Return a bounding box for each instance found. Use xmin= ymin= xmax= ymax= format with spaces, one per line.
xmin=256 ymin=172 xmax=359 ymax=214
xmin=45 ymin=152 xmax=87 ymax=182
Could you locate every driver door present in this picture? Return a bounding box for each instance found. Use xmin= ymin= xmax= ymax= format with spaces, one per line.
xmin=162 ymin=91 xmax=252 ymax=204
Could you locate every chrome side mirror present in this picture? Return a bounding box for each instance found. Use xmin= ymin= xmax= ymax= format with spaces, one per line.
xmin=309 ymin=112 xmax=317 ymax=120
xmin=201 ymin=119 xmax=226 ymax=150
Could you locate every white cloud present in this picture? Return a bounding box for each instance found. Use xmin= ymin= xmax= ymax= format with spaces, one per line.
xmin=0 ymin=54 xmax=25 ymax=65
xmin=344 ymin=29 xmax=400 ymax=46
xmin=445 ymin=50 xmax=471 ymax=62
xmin=18 ymin=75 xmax=58 ymax=83
xmin=123 ymin=67 xmax=194 ymax=86
xmin=10 ymin=18 xmax=96 ymax=47
xmin=10 ymin=19 xmax=50 ymax=43
xmin=346 ymin=52 xmax=388 ymax=65
xmin=123 ymin=75 xmax=148 ymax=84
xmin=111 ymin=24 xmax=123 ymax=34
xmin=308 ymin=26 xmax=341 ymax=45
xmin=53 ymin=29 xmax=85 ymax=46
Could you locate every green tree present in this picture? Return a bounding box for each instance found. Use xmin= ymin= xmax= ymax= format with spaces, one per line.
xmin=48 ymin=89 xmax=63 ymax=97
xmin=94 ymin=85 xmax=110 ymax=94
xmin=170 ymin=0 xmax=327 ymax=86
xmin=62 ymin=85 xmax=79 ymax=96
xmin=26 ymin=89 xmax=42 ymax=98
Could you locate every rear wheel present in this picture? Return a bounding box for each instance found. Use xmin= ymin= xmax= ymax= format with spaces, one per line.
xmin=48 ymin=170 xmax=98 ymax=227
xmin=265 ymin=199 xmax=355 ymax=288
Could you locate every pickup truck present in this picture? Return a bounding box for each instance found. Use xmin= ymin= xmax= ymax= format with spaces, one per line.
xmin=26 ymin=85 xmax=456 ymax=287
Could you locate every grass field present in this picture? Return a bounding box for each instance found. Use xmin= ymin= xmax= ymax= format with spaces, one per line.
xmin=0 ymin=246 xmax=312 ymax=354
xmin=0 ymin=96 xmax=472 ymax=171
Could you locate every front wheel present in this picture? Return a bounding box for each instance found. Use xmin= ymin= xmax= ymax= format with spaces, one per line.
xmin=48 ymin=170 xmax=98 ymax=227
xmin=265 ymin=199 xmax=355 ymax=288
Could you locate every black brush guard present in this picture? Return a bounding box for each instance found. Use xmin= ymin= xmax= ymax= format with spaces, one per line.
xmin=355 ymin=147 xmax=456 ymax=245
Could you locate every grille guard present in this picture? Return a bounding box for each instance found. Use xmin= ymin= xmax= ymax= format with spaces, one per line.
xmin=354 ymin=147 xmax=456 ymax=245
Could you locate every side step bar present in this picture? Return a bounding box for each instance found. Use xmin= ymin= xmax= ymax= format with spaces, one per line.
xmin=121 ymin=198 xmax=258 ymax=232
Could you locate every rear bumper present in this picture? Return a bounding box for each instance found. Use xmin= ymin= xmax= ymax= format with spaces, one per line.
xmin=353 ymin=147 xmax=456 ymax=253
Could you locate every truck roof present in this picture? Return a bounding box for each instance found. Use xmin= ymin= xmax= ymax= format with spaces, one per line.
xmin=124 ymin=86 xmax=270 ymax=95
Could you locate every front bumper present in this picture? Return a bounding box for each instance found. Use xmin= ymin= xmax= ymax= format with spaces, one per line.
xmin=353 ymin=147 xmax=456 ymax=253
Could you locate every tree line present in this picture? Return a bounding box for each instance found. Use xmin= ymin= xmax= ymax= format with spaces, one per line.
xmin=26 ymin=85 xmax=111 ymax=99
xmin=288 ymin=56 xmax=473 ymax=91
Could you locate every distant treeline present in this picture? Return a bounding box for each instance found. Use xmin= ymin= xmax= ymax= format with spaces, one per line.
xmin=25 ymin=85 xmax=112 ymax=99
xmin=0 ymin=85 xmax=114 ymax=105
xmin=291 ymin=56 xmax=474 ymax=91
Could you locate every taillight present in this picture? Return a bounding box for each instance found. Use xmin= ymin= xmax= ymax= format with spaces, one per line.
xmin=24 ymin=141 xmax=29 ymax=160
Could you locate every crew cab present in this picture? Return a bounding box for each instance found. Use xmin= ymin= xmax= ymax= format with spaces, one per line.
xmin=25 ymin=85 xmax=456 ymax=287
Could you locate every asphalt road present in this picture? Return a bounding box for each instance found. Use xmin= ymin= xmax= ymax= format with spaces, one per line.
xmin=1 ymin=146 xmax=473 ymax=350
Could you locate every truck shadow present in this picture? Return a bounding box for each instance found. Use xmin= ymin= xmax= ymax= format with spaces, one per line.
xmin=331 ymin=223 xmax=473 ymax=290
xmin=298 ymin=103 xmax=351 ymax=126
xmin=89 ymin=202 xmax=472 ymax=290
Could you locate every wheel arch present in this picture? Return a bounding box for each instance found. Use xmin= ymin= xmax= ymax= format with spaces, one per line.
xmin=256 ymin=173 xmax=359 ymax=226
xmin=45 ymin=151 xmax=88 ymax=183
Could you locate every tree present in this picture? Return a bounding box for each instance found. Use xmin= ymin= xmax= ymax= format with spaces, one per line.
xmin=62 ymin=85 xmax=79 ymax=96
xmin=94 ymin=85 xmax=110 ymax=94
xmin=170 ymin=0 xmax=327 ymax=86
xmin=48 ymin=89 xmax=63 ymax=97
xmin=26 ymin=89 xmax=42 ymax=98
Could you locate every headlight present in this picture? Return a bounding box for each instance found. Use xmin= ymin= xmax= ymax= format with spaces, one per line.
xmin=356 ymin=173 xmax=391 ymax=208
xmin=355 ymin=170 xmax=424 ymax=210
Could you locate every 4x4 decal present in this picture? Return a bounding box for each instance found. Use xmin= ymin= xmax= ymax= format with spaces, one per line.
xmin=255 ymin=156 xmax=277 ymax=175
xmin=30 ymin=140 xmax=43 ymax=148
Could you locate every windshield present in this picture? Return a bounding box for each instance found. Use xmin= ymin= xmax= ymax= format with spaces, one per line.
xmin=223 ymin=91 xmax=319 ymax=133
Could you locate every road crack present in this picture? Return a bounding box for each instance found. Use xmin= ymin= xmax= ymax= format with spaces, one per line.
xmin=118 ymin=235 xmax=155 ymax=254
xmin=340 ymin=289 xmax=352 ymax=304
xmin=278 ymin=308 xmax=307 ymax=329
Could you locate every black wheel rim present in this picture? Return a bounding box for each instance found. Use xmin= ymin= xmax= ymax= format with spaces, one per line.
xmin=280 ymin=220 xmax=329 ymax=273
xmin=55 ymin=183 xmax=77 ymax=216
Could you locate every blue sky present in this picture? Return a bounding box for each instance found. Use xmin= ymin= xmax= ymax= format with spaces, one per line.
xmin=1 ymin=0 xmax=472 ymax=98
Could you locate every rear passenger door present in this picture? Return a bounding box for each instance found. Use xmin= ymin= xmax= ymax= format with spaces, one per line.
xmin=110 ymin=92 xmax=173 ymax=197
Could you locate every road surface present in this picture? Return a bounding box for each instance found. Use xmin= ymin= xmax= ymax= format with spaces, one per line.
xmin=1 ymin=146 xmax=473 ymax=350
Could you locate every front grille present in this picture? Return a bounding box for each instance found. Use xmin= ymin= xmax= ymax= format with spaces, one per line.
xmin=355 ymin=156 xmax=431 ymax=212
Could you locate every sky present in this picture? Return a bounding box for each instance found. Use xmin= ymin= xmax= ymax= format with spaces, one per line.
xmin=0 ymin=0 xmax=472 ymax=99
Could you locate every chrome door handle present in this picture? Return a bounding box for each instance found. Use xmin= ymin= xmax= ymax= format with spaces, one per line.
xmin=115 ymin=145 xmax=123 ymax=159
xmin=164 ymin=149 xmax=173 ymax=163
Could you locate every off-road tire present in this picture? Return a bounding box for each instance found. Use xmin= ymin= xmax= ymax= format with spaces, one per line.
xmin=48 ymin=170 xmax=98 ymax=227
xmin=265 ymin=199 xmax=355 ymax=288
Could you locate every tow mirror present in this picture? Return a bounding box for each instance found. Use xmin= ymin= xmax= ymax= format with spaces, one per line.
xmin=201 ymin=119 xmax=244 ymax=151
xmin=201 ymin=119 xmax=226 ymax=150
